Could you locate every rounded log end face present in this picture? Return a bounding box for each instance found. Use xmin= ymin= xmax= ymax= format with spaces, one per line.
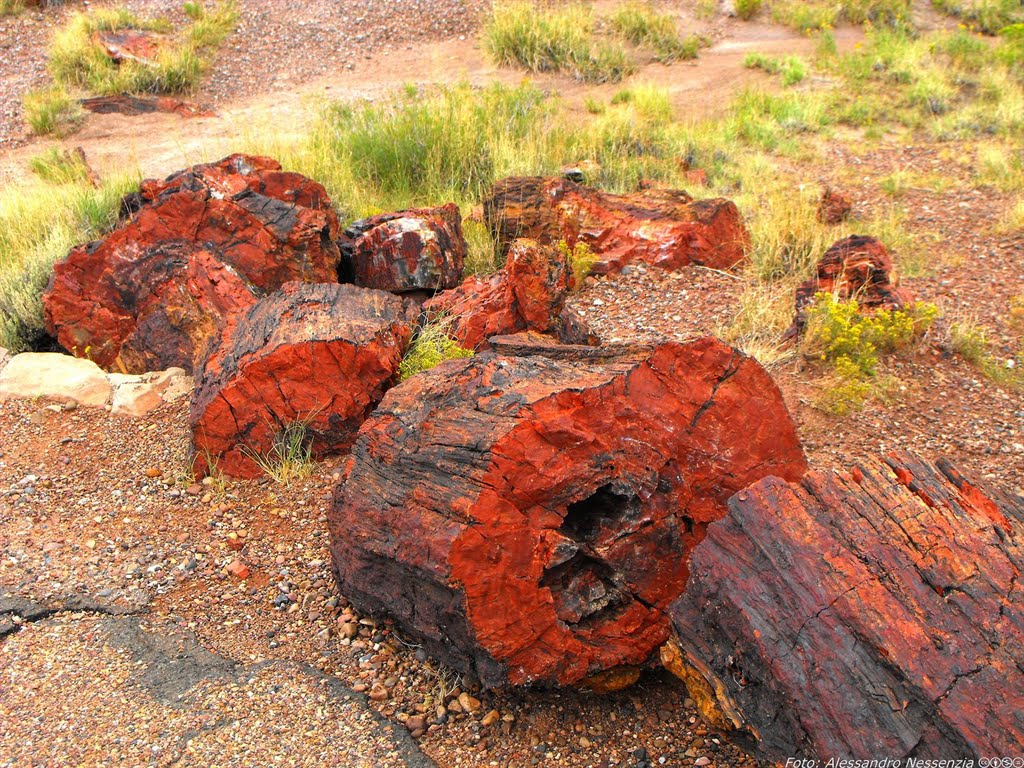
xmin=191 ymin=282 xmax=412 ymax=478
xmin=330 ymin=338 xmax=806 ymax=688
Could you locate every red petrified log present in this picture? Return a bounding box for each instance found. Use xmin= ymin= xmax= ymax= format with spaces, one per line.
xmin=483 ymin=177 xmax=749 ymax=274
xmin=43 ymin=154 xmax=341 ymax=373
xmin=80 ymin=95 xmax=214 ymax=118
xmin=422 ymin=238 xmax=582 ymax=350
xmin=339 ymin=203 xmax=466 ymax=292
xmin=328 ymin=338 xmax=807 ymax=688
xmin=191 ymin=282 xmax=412 ymax=479
xmin=789 ymin=234 xmax=914 ymax=335
xmin=816 ymin=186 xmax=853 ymax=225
xmin=667 ymin=451 xmax=1024 ymax=760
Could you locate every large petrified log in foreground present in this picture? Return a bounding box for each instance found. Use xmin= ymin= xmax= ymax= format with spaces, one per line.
xmin=483 ymin=177 xmax=749 ymax=274
xmin=191 ymin=282 xmax=412 ymax=479
xmin=339 ymin=203 xmax=466 ymax=292
xmin=666 ymin=451 xmax=1024 ymax=760
xmin=787 ymin=234 xmax=913 ymax=337
xmin=43 ymin=154 xmax=341 ymax=373
xmin=329 ymin=339 xmax=807 ymax=689
xmin=422 ymin=238 xmax=587 ymax=350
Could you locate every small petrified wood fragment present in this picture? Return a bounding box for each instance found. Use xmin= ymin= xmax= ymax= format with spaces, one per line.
xmin=816 ymin=186 xmax=853 ymax=224
xmin=329 ymin=339 xmax=807 ymax=688
xmin=339 ymin=203 xmax=466 ymax=292
xmin=422 ymin=238 xmax=582 ymax=350
xmin=483 ymin=176 xmax=749 ymax=274
xmin=43 ymin=154 xmax=341 ymax=373
xmin=789 ymin=234 xmax=913 ymax=336
xmin=667 ymin=451 xmax=1024 ymax=760
xmin=191 ymin=282 xmax=412 ymax=479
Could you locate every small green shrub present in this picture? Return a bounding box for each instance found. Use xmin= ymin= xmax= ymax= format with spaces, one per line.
xmin=23 ymin=86 xmax=83 ymax=136
xmin=558 ymin=240 xmax=596 ymax=287
xmin=28 ymin=148 xmax=92 ymax=185
xmin=46 ymin=2 xmax=236 ymax=96
xmin=609 ymin=3 xmax=705 ymax=62
xmin=931 ymin=0 xmax=1024 ymax=35
xmin=803 ymin=293 xmax=938 ymax=376
xmin=484 ymin=2 xmax=634 ymax=82
xmin=1 ymin=0 xmax=26 ymax=16
xmin=735 ymin=0 xmax=762 ymax=20
xmin=743 ymin=53 xmax=807 ymax=86
xmin=948 ymin=319 xmax=1023 ymax=387
xmin=399 ymin=321 xmax=474 ymax=380
xmin=241 ymin=422 xmax=316 ymax=485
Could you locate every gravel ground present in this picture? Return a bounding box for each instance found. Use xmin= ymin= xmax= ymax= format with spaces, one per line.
xmin=0 ymin=0 xmax=487 ymax=147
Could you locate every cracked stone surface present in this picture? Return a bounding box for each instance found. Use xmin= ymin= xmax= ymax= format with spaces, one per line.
xmin=0 ymin=612 xmax=433 ymax=767
xmin=668 ymin=450 xmax=1024 ymax=761
xmin=329 ymin=338 xmax=807 ymax=689
xmin=190 ymin=282 xmax=413 ymax=479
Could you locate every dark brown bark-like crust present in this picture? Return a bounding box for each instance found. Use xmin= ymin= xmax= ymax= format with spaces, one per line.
xmin=483 ymin=177 xmax=750 ymax=274
xmin=329 ymin=339 xmax=807 ymax=688
xmin=80 ymin=95 xmax=214 ymax=118
xmin=667 ymin=451 xmax=1024 ymax=760
xmin=339 ymin=203 xmax=466 ymax=292
xmin=191 ymin=282 xmax=412 ymax=479
xmin=43 ymin=154 xmax=341 ymax=373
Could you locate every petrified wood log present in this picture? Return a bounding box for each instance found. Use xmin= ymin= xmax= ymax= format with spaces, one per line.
xmin=788 ymin=235 xmax=913 ymax=337
xmin=80 ymin=95 xmax=214 ymax=118
xmin=422 ymin=238 xmax=584 ymax=350
xmin=816 ymin=186 xmax=853 ymax=225
xmin=43 ymin=154 xmax=341 ymax=373
xmin=339 ymin=203 xmax=466 ymax=292
xmin=191 ymin=282 xmax=412 ymax=479
xmin=483 ymin=177 xmax=749 ymax=274
xmin=666 ymin=451 xmax=1024 ymax=760
xmin=328 ymin=339 xmax=807 ymax=688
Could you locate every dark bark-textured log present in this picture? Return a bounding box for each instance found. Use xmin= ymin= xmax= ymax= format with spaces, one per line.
xmin=817 ymin=186 xmax=853 ymax=224
xmin=80 ymin=95 xmax=214 ymax=118
xmin=191 ymin=282 xmax=412 ymax=479
xmin=422 ymin=238 xmax=588 ymax=350
xmin=43 ymin=155 xmax=341 ymax=373
xmin=328 ymin=339 xmax=807 ymax=688
xmin=788 ymin=234 xmax=914 ymax=337
xmin=667 ymin=451 xmax=1024 ymax=761
xmin=483 ymin=177 xmax=749 ymax=274
xmin=339 ymin=203 xmax=466 ymax=292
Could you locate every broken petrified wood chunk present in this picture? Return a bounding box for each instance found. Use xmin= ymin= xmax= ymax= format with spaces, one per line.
xmin=328 ymin=338 xmax=807 ymax=688
xmin=422 ymin=238 xmax=585 ymax=350
xmin=43 ymin=154 xmax=341 ymax=373
xmin=483 ymin=176 xmax=749 ymax=274
xmin=667 ymin=451 xmax=1024 ymax=761
xmin=816 ymin=186 xmax=853 ymax=225
xmin=339 ymin=203 xmax=466 ymax=292
xmin=191 ymin=282 xmax=412 ymax=479
xmin=80 ymin=95 xmax=214 ymax=118
xmin=788 ymin=234 xmax=914 ymax=337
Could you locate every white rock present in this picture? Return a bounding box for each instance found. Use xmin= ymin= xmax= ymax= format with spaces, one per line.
xmin=110 ymin=367 xmax=193 ymax=417
xmin=0 ymin=352 xmax=111 ymax=407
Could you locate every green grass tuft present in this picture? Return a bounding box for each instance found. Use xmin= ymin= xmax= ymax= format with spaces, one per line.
xmin=240 ymin=421 xmax=316 ymax=485
xmin=23 ymin=85 xmax=84 ymax=136
xmin=399 ymin=321 xmax=474 ymax=381
xmin=609 ymin=3 xmax=705 ymax=63
xmin=483 ymin=2 xmax=635 ymax=82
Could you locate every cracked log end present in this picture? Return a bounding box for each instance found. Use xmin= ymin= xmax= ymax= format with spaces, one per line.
xmin=668 ymin=451 xmax=1024 ymax=761
xmin=340 ymin=203 xmax=466 ymax=292
xmin=483 ymin=177 xmax=750 ymax=274
xmin=42 ymin=154 xmax=341 ymax=373
xmin=190 ymin=282 xmax=412 ymax=479
xmin=328 ymin=338 xmax=806 ymax=688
